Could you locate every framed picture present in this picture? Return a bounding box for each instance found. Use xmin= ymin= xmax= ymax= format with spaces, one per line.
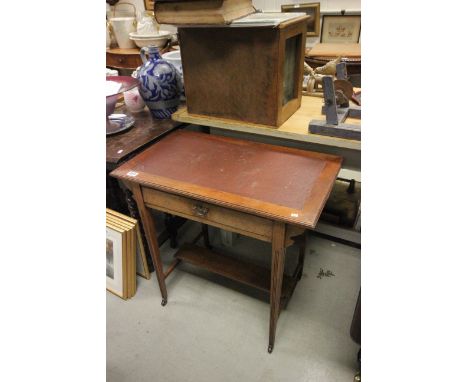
xmin=106 ymin=208 xmax=151 ymax=280
xmin=144 ymin=0 xmax=154 ymax=11
xmin=106 ymin=210 xmax=138 ymax=300
xmin=106 ymin=223 xmax=128 ymax=299
xmin=281 ymin=3 xmax=320 ymax=37
xmin=320 ymin=15 xmax=361 ymax=43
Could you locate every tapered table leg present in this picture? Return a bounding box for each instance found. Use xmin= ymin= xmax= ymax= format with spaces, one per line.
xmin=130 ymin=183 xmax=168 ymax=306
xmin=268 ymin=221 xmax=286 ymax=353
xmin=124 ymin=188 xmax=154 ymax=273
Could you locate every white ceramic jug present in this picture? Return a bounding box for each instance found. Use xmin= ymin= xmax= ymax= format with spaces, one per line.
xmin=109 ymin=2 xmax=137 ymax=49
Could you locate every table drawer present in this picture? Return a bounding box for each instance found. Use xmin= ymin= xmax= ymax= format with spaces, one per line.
xmin=106 ymin=52 xmax=141 ymax=69
xmin=142 ymin=187 xmax=273 ymax=242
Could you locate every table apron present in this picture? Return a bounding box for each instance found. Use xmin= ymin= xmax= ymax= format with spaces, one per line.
xmin=142 ymin=187 xmax=274 ymax=242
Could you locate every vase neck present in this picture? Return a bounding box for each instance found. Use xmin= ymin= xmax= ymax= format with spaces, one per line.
xmin=147 ymin=46 xmax=161 ymax=60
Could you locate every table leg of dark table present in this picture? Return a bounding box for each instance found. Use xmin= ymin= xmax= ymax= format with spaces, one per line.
xmin=106 ymin=171 xmax=129 ymax=214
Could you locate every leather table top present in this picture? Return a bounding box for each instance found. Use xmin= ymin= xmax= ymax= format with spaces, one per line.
xmin=111 ymin=130 xmax=342 ymax=228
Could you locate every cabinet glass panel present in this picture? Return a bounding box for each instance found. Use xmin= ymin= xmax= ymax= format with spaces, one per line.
xmin=283 ymin=34 xmax=300 ymax=105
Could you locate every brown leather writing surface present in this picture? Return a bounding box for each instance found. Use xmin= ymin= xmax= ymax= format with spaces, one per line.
xmin=111 ymin=131 xmax=342 ymax=228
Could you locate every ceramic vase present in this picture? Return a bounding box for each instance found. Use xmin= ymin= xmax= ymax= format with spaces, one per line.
xmin=124 ymin=87 xmax=146 ymax=113
xmin=137 ymin=46 xmax=182 ymax=119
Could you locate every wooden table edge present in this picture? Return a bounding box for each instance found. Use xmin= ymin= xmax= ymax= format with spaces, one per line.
xmin=111 ymin=166 xmax=339 ymax=230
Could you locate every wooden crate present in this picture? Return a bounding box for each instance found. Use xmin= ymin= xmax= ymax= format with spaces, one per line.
xmin=178 ymin=15 xmax=309 ymax=127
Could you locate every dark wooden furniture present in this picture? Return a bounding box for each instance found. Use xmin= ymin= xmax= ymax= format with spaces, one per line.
xmin=106 ymin=105 xmax=183 ymax=165
xmin=106 ymin=104 xmax=186 ymax=267
xmin=178 ymin=15 xmax=309 ymax=127
xmin=106 ymin=48 xmax=143 ymax=70
xmin=111 ymin=130 xmax=342 ymax=352
xmin=305 ymin=43 xmax=361 ymax=86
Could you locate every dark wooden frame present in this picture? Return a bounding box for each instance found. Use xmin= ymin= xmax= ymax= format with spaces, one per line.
xmin=320 ymin=14 xmax=361 ymax=43
xmin=281 ymin=2 xmax=320 ymax=37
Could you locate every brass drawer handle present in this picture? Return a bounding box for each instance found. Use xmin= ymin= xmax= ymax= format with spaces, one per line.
xmin=192 ymin=204 xmax=209 ymax=217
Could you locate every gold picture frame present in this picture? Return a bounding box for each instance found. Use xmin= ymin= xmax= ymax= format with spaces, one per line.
xmin=106 ymin=209 xmax=152 ymax=300
xmin=106 ymin=208 xmax=151 ymax=280
xmin=281 ymin=2 xmax=320 ymax=37
xmin=144 ymin=0 xmax=154 ymax=11
xmin=106 ymin=221 xmax=129 ymax=300
xmin=320 ymin=15 xmax=361 ymax=44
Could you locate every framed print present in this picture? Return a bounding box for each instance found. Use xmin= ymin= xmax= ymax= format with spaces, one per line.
xmin=106 ymin=223 xmax=127 ymax=299
xmin=106 ymin=208 xmax=151 ymax=280
xmin=321 ymin=15 xmax=361 ymax=43
xmin=106 ymin=214 xmax=136 ymax=298
xmin=282 ymin=2 xmax=320 ymax=37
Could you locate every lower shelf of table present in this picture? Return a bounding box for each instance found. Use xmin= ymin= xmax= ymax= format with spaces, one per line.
xmin=174 ymin=244 xmax=297 ymax=300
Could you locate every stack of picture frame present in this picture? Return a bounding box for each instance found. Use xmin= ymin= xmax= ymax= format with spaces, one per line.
xmin=106 ymin=209 xmax=151 ymax=300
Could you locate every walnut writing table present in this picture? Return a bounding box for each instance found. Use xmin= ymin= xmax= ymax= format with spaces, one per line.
xmin=110 ymin=130 xmax=342 ymax=352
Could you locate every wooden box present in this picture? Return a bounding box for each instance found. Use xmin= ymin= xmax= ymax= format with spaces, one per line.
xmin=178 ymin=15 xmax=309 ymax=127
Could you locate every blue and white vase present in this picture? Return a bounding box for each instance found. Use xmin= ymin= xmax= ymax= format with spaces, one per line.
xmin=137 ymin=46 xmax=182 ymax=119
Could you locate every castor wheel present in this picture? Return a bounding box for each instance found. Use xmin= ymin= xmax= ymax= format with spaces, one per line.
xmin=161 ymin=299 xmax=167 ymax=306
xmin=268 ymin=345 xmax=273 ymax=353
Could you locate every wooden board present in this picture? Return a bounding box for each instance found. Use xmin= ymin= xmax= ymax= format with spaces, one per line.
xmin=305 ymin=43 xmax=361 ymax=58
xmin=111 ymin=130 xmax=342 ymax=229
xmin=309 ymin=121 xmax=361 ymax=140
xmin=175 ymin=244 xmax=295 ymax=298
xmin=172 ymin=95 xmax=361 ymax=150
